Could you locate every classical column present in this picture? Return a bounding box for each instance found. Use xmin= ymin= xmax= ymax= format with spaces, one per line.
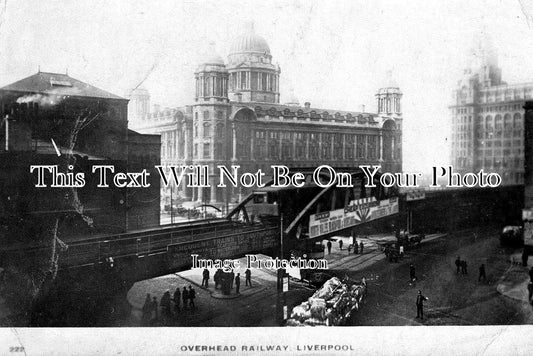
xmin=197 ymin=186 xmax=204 ymax=202
xmin=210 ymin=176 xmax=217 ymax=203
xmin=232 ymin=122 xmax=237 ymax=161
xmin=306 ymin=133 xmax=309 ymax=159
xmin=379 ymin=132 xmax=383 ymax=161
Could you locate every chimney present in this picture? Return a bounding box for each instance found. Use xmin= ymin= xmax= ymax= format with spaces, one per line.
xmin=360 ymin=105 xmax=365 ymax=113
xmin=304 ymin=102 xmax=311 ymax=109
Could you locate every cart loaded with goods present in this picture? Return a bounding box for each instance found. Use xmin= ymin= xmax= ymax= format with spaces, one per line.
xmin=286 ymin=276 xmax=367 ymax=326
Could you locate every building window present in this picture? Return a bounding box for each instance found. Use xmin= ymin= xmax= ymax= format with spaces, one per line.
xmin=368 ymin=135 xmax=377 ymax=160
xmin=204 ymin=123 xmax=211 ymax=138
xmin=216 ymin=123 xmax=225 ymax=139
xmin=251 ymin=72 xmax=258 ymax=90
xmin=241 ymin=72 xmax=247 ymax=89
xmin=203 ymin=111 xmax=209 ymax=120
xmin=194 ymin=144 xmax=198 ymax=158
xmin=345 ymin=135 xmax=355 ymax=160
xmin=281 ymin=132 xmax=292 ymax=159
xmin=215 ymin=142 xmax=224 ymax=160
xmin=203 ymin=143 xmax=211 ymax=158
xmin=356 ymin=135 xmax=366 ymax=159
xmin=321 ymin=134 xmax=332 ymax=159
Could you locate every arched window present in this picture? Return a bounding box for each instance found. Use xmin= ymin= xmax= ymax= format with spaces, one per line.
xmin=513 ymin=113 xmax=522 ymax=128
xmin=203 ymin=123 xmax=211 ymax=138
xmin=485 ymin=115 xmax=493 ymax=131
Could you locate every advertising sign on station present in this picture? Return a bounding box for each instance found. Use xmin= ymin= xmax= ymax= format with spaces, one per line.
xmin=308 ymin=197 xmax=399 ymax=238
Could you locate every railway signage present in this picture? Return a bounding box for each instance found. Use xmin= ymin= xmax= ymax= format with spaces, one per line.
xmin=308 ymin=197 xmax=399 ymax=238
xmin=167 ymin=228 xmax=279 ymax=270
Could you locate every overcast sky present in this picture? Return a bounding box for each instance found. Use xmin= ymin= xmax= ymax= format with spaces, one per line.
xmin=1 ymin=0 xmax=533 ymax=172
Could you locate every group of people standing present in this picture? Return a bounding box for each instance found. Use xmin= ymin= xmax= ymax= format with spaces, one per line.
xmin=325 ymin=238 xmax=364 ymax=255
xmin=208 ymin=268 xmax=253 ymax=295
xmin=455 ymin=256 xmax=487 ymax=282
xmin=141 ymin=285 xmax=196 ymax=325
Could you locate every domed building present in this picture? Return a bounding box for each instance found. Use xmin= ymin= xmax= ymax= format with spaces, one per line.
xmin=131 ymin=23 xmax=403 ymax=209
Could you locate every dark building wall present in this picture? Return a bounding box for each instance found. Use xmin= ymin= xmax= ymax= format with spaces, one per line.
xmin=524 ymin=101 xmax=533 ymax=208
xmin=400 ymin=186 xmax=523 ymax=234
xmin=126 ymin=130 xmax=161 ymax=229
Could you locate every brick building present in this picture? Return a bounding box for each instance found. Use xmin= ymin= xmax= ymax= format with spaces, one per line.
xmin=0 ymin=71 xmax=161 ymax=244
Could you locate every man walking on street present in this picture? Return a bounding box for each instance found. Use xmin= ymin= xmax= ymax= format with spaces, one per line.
xmin=527 ymin=282 xmax=533 ymax=303
xmin=462 ymin=260 xmax=468 ymax=275
xmin=455 ymin=256 xmax=461 ymax=274
xmin=339 ymin=239 xmax=343 ymax=250
xmin=359 ymin=241 xmax=364 ymax=254
xmin=478 ymin=264 xmax=486 ymax=282
xmin=173 ymin=287 xmax=181 ymax=312
xmin=182 ymin=286 xmax=189 ymax=309
xmin=230 ymin=270 xmax=235 ymax=289
xmin=202 ymin=268 xmax=210 ymax=288
xmin=235 ymin=273 xmax=241 ymax=294
xmin=410 ymin=263 xmax=416 ymax=281
xmin=327 ymin=240 xmax=332 ymax=254
xmin=416 ymin=290 xmax=428 ymax=319
xmin=188 ymin=285 xmax=196 ymax=310
xmin=245 ymin=268 xmax=252 ymax=287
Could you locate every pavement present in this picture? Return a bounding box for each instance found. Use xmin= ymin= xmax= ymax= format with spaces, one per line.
xmin=323 ymin=233 xmax=446 ymax=271
xmin=496 ymin=252 xmax=533 ymax=303
xmin=127 ymin=254 xmax=293 ymax=326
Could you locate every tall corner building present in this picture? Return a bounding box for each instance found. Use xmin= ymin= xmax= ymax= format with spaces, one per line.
xmin=450 ymin=33 xmax=533 ymax=185
xmin=130 ymin=22 xmax=403 ymax=208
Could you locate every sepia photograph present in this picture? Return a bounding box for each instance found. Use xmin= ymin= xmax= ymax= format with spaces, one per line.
xmin=1 ymin=0 xmax=533 ymax=354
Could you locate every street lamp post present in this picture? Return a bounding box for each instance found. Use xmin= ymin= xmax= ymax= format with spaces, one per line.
xmin=277 ymin=213 xmax=288 ymax=325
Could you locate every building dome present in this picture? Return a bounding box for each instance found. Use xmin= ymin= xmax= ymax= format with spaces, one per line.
xmin=229 ymin=22 xmax=270 ymax=55
xmin=198 ymin=42 xmax=225 ymax=66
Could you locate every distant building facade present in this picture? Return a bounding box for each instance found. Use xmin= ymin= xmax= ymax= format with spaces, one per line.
xmin=130 ymin=23 xmax=403 ymax=209
xmin=0 ymin=72 xmax=161 ymax=243
xmin=450 ymin=34 xmax=532 ymax=185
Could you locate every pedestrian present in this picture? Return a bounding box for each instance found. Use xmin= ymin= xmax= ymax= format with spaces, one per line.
xmin=399 ymin=245 xmax=404 ymax=257
xmin=529 ymin=267 xmax=533 ymax=282
xmin=410 ymin=263 xmax=416 ymax=281
xmin=235 ymin=273 xmax=241 ymax=294
xmin=416 ymin=290 xmax=428 ymax=319
xmin=173 ymin=287 xmax=181 ymax=312
xmin=188 ymin=285 xmax=196 ymax=310
xmin=214 ymin=269 xmax=221 ymax=289
xmin=478 ymin=264 xmax=486 ymax=282
xmin=339 ymin=239 xmax=343 ymax=250
xmin=527 ymin=282 xmax=533 ymax=303
xmin=182 ymin=286 xmax=189 ymax=309
xmin=245 ymin=268 xmax=252 ymax=287
xmin=359 ymin=241 xmax=364 ymax=254
xmin=230 ymin=270 xmax=235 ymax=289
xmin=462 ymin=260 xmax=468 ymax=275
xmin=202 ymin=268 xmax=210 ymax=288
xmin=161 ymin=290 xmax=172 ymax=317
xmin=141 ymin=293 xmax=152 ymax=325
xmin=347 ymin=244 xmax=352 ymax=253
xmin=455 ymin=256 xmax=461 ymax=274
xmin=353 ymin=240 xmax=359 ymax=254
xmin=327 ymin=240 xmax=332 ymax=254
xmin=151 ymin=296 xmax=158 ymax=323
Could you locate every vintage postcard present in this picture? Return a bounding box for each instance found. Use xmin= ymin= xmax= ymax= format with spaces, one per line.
xmin=1 ymin=0 xmax=533 ymax=354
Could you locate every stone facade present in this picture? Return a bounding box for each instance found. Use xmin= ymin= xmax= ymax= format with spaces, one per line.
xmin=130 ymin=24 xmax=403 ymax=210
xmin=450 ymin=34 xmax=531 ymax=185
